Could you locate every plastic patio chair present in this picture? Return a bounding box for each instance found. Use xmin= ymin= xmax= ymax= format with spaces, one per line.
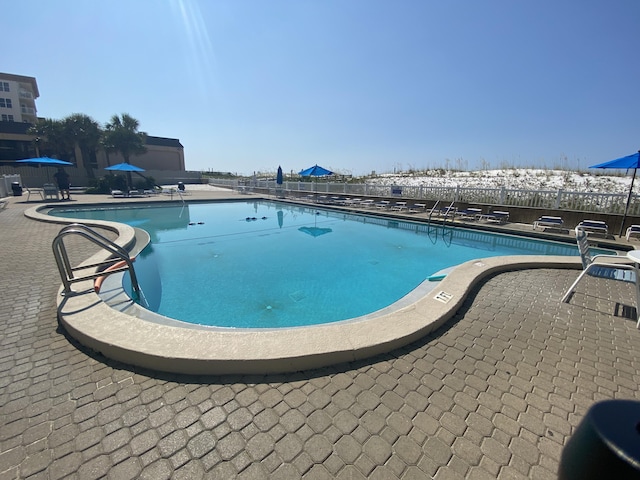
xmin=561 ymin=227 xmax=640 ymax=326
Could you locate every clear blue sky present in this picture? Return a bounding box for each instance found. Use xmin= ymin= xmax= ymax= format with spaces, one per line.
xmin=4 ymin=0 xmax=640 ymax=176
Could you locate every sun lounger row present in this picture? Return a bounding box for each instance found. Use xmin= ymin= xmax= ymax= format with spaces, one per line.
xmin=534 ymin=217 xmax=613 ymax=237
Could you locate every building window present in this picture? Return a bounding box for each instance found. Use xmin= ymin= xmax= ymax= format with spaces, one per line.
xmin=0 ymin=98 xmax=12 ymax=108
xmin=1 ymin=114 xmax=14 ymax=122
xmin=1 ymin=82 xmax=9 ymax=92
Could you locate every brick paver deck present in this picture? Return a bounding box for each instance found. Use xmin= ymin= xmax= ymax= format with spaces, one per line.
xmin=2 ymin=194 xmax=640 ymax=479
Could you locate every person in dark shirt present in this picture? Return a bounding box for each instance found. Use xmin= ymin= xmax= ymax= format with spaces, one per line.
xmin=54 ymin=167 xmax=71 ymax=200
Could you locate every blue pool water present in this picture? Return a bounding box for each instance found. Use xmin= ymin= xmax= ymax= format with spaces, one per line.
xmin=50 ymin=200 xmax=583 ymax=328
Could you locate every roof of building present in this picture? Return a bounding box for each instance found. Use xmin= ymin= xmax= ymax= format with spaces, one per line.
xmin=0 ymin=73 xmax=40 ymax=98
xmin=145 ymin=136 xmax=183 ymax=148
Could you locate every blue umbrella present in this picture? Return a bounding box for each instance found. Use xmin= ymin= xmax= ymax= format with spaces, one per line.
xmin=15 ymin=157 xmax=74 ymax=180
xmin=276 ymin=166 xmax=283 ymax=185
xmin=16 ymin=157 xmax=74 ymax=166
xmin=299 ymin=164 xmax=333 ymax=177
xmin=590 ymin=151 xmax=640 ymax=236
xmin=298 ymin=226 xmax=332 ymax=237
xmin=105 ymin=163 xmax=146 ymax=191
xmin=104 ymin=162 xmax=145 ymax=172
xmin=299 ymin=164 xmax=333 ymax=198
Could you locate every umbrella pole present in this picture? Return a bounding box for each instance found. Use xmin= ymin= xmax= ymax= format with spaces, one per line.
xmin=619 ymin=168 xmax=637 ymax=237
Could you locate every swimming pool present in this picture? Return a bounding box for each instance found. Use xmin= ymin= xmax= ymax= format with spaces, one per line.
xmin=50 ymin=200 xmax=583 ymax=328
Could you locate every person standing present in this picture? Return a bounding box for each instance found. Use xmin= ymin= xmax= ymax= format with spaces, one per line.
xmin=54 ymin=167 xmax=71 ymax=200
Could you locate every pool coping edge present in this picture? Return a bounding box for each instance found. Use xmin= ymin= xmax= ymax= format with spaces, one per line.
xmin=27 ymin=204 xmax=582 ymax=375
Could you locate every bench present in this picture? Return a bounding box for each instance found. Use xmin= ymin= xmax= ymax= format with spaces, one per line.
xmin=533 ymin=216 xmax=564 ymax=230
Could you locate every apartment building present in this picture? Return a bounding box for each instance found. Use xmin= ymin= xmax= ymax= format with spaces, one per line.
xmin=0 ymin=72 xmax=39 ymax=124
xmin=0 ymin=72 xmax=185 ymax=174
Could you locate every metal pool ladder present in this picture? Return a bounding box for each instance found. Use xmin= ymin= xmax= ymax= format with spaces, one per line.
xmin=52 ymin=223 xmax=141 ymax=297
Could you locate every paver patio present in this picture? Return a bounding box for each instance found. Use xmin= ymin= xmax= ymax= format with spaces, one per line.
xmin=1 ymin=192 xmax=639 ymax=479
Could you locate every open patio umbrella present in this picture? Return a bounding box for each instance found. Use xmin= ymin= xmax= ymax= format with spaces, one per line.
xmin=299 ymin=164 xmax=333 ymax=199
xmin=299 ymin=164 xmax=333 ymax=177
xmin=590 ymin=151 xmax=640 ymax=236
xmin=105 ymin=162 xmax=146 ymax=190
xmin=16 ymin=157 xmax=74 ymax=167
xmin=104 ymin=162 xmax=145 ymax=172
xmin=15 ymin=157 xmax=74 ymax=180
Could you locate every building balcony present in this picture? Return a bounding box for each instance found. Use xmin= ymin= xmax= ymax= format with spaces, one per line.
xmin=21 ymin=106 xmax=36 ymax=116
xmin=19 ymin=90 xmax=34 ymax=100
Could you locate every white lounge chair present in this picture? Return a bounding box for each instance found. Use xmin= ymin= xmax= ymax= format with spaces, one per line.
xmin=577 ymin=220 xmax=608 ymax=236
xmin=626 ymin=225 xmax=640 ymax=241
xmin=408 ymin=203 xmax=426 ymax=213
xmin=24 ymin=185 xmax=44 ymax=201
xmin=533 ymin=216 xmax=564 ymax=230
xmin=480 ymin=211 xmax=510 ymax=224
xmin=43 ymin=183 xmax=59 ymax=200
xmin=562 ymin=227 xmax=640 ymax=326
xmin=455 ymin=207 xmax=482 ymax=221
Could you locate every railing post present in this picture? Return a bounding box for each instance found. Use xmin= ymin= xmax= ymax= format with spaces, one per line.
xmin=555 ymin=189 xmax=563 ymax=209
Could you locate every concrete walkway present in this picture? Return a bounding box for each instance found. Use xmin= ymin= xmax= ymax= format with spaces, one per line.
xmin=2 ymin=191 xmax=640 ymax=479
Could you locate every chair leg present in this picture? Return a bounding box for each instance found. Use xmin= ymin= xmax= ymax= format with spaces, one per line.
xmin=561 ymin=270 xmax=589 ymax=303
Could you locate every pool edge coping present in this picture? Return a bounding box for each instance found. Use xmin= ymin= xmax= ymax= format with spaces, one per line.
xmin=27 ymin=203 xmax=582 ymax=375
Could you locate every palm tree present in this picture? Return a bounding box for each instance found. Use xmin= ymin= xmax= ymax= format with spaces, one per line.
xmin=63 ymin=113 xmax=102 ymax=178
xmin=103 ymin=113 xmax=147 ymax=164
xmin=27 ymin=118 xmax=75 ymax=160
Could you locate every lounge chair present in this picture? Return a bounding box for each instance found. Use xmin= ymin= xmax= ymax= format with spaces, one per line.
xmin=436 ymin=205 xmax=457 ymax=218
xmin=408 ymin=203 xmax=426 ymax=213
xmin=533 ymin=216 xmax=564 ymax=231
xmin=43 ymin=183 xmax=59 ymax=200
xmin=480 ymin=210 xmax=510 ymax=224
xmin=561 ymin=227 xmax=640 ymax=324
xmin=455 ymin=207 xmax=482 ymax=221
xmin=390 ymin=201 xmax=408 ymax=212
xmin=24 ymin=185 xmax=44 ymax=201
xmin=626 ymin=225 xmax=640 ymax=241
xmin=577 ymin=220 xmax=608 ymax=236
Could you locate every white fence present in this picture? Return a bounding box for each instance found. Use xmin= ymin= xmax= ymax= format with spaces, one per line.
xmin=209 ymin=178 xmax=637 ymax=215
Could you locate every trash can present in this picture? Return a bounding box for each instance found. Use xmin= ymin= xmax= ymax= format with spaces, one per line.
xmin=559 ymin=399 xmax=640 ymax=479
xmin=11 ymin=182 xmax=22 ymax=196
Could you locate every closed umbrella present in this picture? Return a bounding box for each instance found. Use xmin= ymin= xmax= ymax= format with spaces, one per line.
xmin=590 ymin=151 xmax=640 ymax=236
xmin=275 ymin=166 xmax=284 ymax=198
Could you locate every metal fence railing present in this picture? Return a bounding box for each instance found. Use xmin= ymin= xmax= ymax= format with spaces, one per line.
xmin=209 ymin=178 xmax=638 ymax=216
